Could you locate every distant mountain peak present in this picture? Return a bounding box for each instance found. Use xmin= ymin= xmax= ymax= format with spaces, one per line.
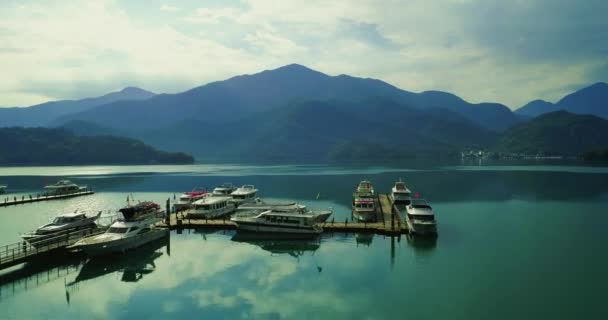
xmin=116 ymin=86 xmax=155 ymax=95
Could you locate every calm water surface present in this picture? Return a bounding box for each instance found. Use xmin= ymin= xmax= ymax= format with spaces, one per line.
xmin=0 ymin=163 xmax=607 ymax=319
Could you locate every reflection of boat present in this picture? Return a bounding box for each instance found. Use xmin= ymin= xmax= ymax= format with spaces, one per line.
xmin=406 ymin=233 xmax=438 ymax=251
xmin=66 ymin=236 xmax=168 ymax=287
xmin=68 ymin=201 xmax=167 ymax=255
xmin=211 ymin=183 xmax=237 ymax=196
xmin=231 ymin=210 xmax=322 ymax=235
xmin=355 ymin=233 xmax=374 ymax=246
xmin=231 ymin=233 xmax=320 ymax=258
xmin=43 ymin=179 xmax=88 ymax=196
xmin=230 ymin=185 xmax=258 ymax=206
xmin=173 ymin=189 xmax=208 ymax=211
xmin=21 ymin=211 xmax=101 ymax=245
xmin=389 ymin=179 xmax=411 ymax=205
xmin=405 ymin=199 xmax=437 ymax=236
xmin=188 ymin=196 xmax=236 ymax=219
xmin=352 ymin=180 xmax=377 ymax=222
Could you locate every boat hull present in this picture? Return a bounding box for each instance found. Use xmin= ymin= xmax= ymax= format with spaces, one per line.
xmin=406 ymin=219 xmax=437 ymax=236
xmin=71 ymin=229 xmax=169 ymax=256
xmin=352 ymin=209 xmax=377 ymax=222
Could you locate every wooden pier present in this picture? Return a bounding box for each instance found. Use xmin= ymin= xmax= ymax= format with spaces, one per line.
xmin=0 ymin=190 xmax=94 ymax=208
xmin=158 ymin=193 xmax=408 ymax=236
xmin=0 ymin=228 xmax=104 ymax=271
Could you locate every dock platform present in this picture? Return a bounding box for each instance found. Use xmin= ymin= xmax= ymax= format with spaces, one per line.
xmin=158 ymin=193 xmax=408 ymax=236
xmin=0 ymin=190 xmax=94 ymax=208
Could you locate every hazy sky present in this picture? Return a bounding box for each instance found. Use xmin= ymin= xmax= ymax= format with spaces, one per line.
xmin=1 ymin=0 xmax=606 ymax=108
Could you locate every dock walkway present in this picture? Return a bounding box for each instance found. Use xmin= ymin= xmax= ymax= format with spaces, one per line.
xmin=0 ymin=228 xmax=104 ymax=270
xmin=0 ymin=191 xmax=94 ymax=208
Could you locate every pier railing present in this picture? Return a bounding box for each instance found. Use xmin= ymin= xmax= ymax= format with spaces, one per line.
xmin=0 ymin=228 xmax=105 ymax=269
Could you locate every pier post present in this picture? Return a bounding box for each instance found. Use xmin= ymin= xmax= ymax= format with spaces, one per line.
xmin=165 ymin=198 xmax=170 ymax=226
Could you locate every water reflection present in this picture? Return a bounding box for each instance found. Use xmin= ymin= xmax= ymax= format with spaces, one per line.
xmin=354 ymin=233 xmax=374 ymax=247
xmin=406 ymin=234 xmax=438 ymax=253
xmin=231 ymin=233 xmax=320 ymax=259
xmin=65 ymin=236 xmax=170 ymax=301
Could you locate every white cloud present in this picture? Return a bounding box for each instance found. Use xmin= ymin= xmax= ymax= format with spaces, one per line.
xmin=0 ymin=0 xmax=604 ymax=108
xmin=160 ymin=4 xmax=180 ymax=12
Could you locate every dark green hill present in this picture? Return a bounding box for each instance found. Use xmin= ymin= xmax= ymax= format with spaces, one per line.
xmin=495 ymin=111 xmax=608 ymax=155
xmin=138 ymin=97 xmax=496 ymax=162
xmin=0 ymin=127 xmax=193 ymax=165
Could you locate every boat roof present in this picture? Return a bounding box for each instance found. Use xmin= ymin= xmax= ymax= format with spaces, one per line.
xmin=193 ymin=196 xmax=232 ymax=204
xmin=257 ymin=210 xmax=316 ymax=219
xmin=56 ymin=212 xmax=86 ymax=218
xmin=232 ymin=186 xmax=258 ymax=195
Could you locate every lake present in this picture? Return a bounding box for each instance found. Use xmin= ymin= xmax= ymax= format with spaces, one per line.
xmin=0 ymin=162 xmax=607 ymax=319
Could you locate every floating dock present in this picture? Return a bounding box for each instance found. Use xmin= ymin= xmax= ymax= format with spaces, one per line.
xmin=0 ymin=190 xmax=94 ymax=208
xmin=157 ymin=194 xmax=407 ymax=236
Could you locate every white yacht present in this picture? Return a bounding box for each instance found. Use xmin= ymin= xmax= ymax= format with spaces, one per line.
xmin=211 ymin=183 xmax=237 ymax=196
xmin=43 ymin=179 xmax=88 ymax=196
xmin=231 ymin=210 xmax=322 ymax=235
xmin=188 ymin=196 xmax=235 ymax=219
xmin=237 ymin=198 xmax=306 ymax=212
xmin=352 ymin=180 xmax=376 ymax=222
xmin=390 ymin=179 xmax=412 ymax=205
xmin=405 ymin=199 xmax=437 ymax=236
xmin=230 ymin=185 xmax=258 ymax=206
xmin=68 ymin=201 xmax=167 ymax=255
xmin=21 ymin=211 xmax=101 ymax=244
xmin=173 ymin=189 xmax=208 ymax=211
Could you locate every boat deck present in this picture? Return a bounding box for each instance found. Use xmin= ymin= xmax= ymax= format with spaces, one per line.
xmin=0 ymin=191 xmax=94 ymax=207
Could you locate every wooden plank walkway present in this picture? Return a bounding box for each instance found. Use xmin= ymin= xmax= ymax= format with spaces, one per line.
xmin=0 ymin=228 xmax=104 ymax=271
xmin=0 ymin=191 xmax=94 ymax=207
xmin=158 ymin=194 xmax=408 ymax=236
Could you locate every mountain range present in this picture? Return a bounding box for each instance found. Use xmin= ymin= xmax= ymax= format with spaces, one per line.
xmin=0 ymin=87 xmax=155 ymax=127
xmin=515 ymin=82 xmax=608 ymax=118
xmin=0 ymin=64 xmax=607 ymax=162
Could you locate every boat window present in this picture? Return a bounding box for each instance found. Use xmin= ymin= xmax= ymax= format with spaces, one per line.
xmin=410 ymin=214 xmax=434 ymax=221
xmin=107 ymin=227 xmax=129 ymax=234
xmin=138 ymin=228 xmax=150 ymax=234
xmin=412 ymin=204 xmax=432 ymax=209
xmin=129 ymin=226 xmax=139 ymax=232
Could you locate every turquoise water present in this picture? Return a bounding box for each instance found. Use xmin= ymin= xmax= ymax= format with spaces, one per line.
xmin=0 ymin=164 xmax=607 ymax=319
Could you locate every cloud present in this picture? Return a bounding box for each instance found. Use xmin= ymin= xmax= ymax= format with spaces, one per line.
xmin=160 ymin=5 xmax=180 ymax=12
xmin=0 ymin=0 xmax=606 ymax=108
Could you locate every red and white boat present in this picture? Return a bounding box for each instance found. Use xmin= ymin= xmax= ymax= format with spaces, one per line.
xmin=173 ymin=188 xmax=208 ymax=211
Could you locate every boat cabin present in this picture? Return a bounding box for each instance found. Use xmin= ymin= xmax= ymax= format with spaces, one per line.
xmin=193 ymin=196 xmax=232 ymax=212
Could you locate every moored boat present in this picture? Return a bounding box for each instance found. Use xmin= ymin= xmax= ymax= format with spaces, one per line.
xmin=211 ymin=183 xmax=237 ymax=197
xmin=68 ymin=201 xmax=167 ymax=255
xmin=187 ymin=196 xmax=235 ymax=219
xmin=405 ymin=199 xmax=437 ymax=236
xmin=173 ymin=188 xmax=208 ymax=211
xmin=231 ymin=210 xmax=322 ymax=235
xmin=21 ymin=211 xmax=101 ymax=245
xmin=352 ymin=180 xmax=377 ymax=222
xmin=230 ymin=185 xmax=258 ymax=206
xmin=390 ymin=179 xmax=412 ymax=205
xmin=237 ymin=198 xmax=306 ymax=212
xmin=0 ymin=185 xmax=6 ymax=194
xmin=43 ymin=179 xmax=88 ymax=196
